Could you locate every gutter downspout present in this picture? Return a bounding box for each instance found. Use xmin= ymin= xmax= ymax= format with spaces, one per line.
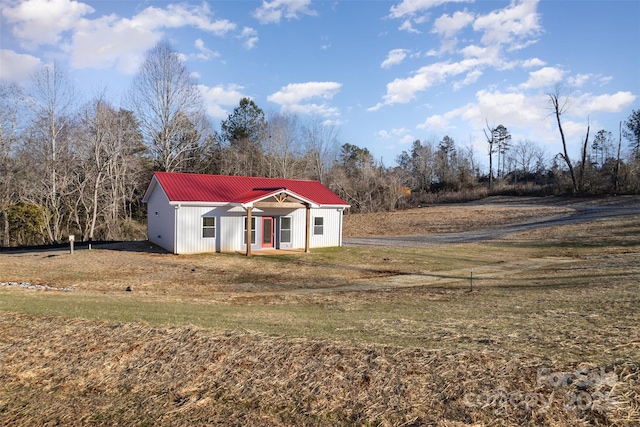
xmin=246 ymin=207 xmax=253 ymax=257
xmin=174 ymin=204 xmax=180 ymax=254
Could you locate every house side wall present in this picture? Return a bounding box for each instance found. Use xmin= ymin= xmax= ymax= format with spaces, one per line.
xmin=175 ymin=206 xmax=220 ymax=254
xmin=310 ymin=208 xmax=344 ymax=248
xmin=219 ymin=214 xmax=244 ymax=253
xmin=146 ymin=187 xmax=176 ymax=253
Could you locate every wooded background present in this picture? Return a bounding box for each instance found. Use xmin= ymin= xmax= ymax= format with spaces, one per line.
xmin=1 ymin=41 xmax=639 ymax=247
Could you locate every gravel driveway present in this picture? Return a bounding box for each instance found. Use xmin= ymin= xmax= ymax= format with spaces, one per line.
xmin=343 ymin=202 xmax=639 ymax=248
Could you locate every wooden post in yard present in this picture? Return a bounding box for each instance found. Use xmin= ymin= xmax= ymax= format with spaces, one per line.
xmin=69 ymin=235 xmax=75 ymax=255
xmin=246 ymin=207 xmax=252 ymax=257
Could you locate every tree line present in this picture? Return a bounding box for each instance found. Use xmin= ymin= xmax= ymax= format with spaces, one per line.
xmin=1 ymin=41 xmax=639 ymax=247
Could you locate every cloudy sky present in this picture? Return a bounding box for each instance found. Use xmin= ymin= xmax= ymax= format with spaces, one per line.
xmin=1 ymin=0 xmax=638 ymax=167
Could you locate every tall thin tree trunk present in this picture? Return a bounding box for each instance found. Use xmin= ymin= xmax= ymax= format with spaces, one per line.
xmin=579 ymin=124 xmax=590 ymax=192
xmin=614 ymin=121 xmax=622 ymax=193
xmin=550 ymin=92 xmax=578 ymax=193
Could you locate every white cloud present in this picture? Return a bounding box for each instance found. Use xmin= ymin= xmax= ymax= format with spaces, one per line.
xmin=453 ymin=69 xmax=483 ymax=90
xmin=191 ymin=39 xmax=220 ymax=61
xmin=389 ymin=0 xmax=471 ymax=19
xmin=67 ymin=3 xmax=235 ymax=73
xmin=71 ymin=14 xmax=159 ymax=73
xmin=583 ymin=91 xmax=636 ymax=114
xmin=132 ymin=3 xmax=235 ymax=36
xmin=418 ymin=114 xmax=449 ymax=130
xmin=377 ymin=130 xmax=392 ymax=139
xmin=432 ymin=10 xmax=474 ymax=38
xmin=390 ymin=0 xmax=472 ymax=33
xmin=598 ymin=76 xmax=613 ymax=86
xmin=398 ymin=19 xmax=421 ymax=34
xmin=0 ymin=49 xmax=42 ymax=82
xmin=392 ymin=127 xmax=411 ymax=136
xmin=520 ymin=66 xmax=565 ymax=89
xmin=268 ymin=81 xmax=341 ymax=105
xmin=377 ymin=1 xmax=544 ymax=111
xmin=567 ymin=73 xmax=591 ymax=87
xmin=381 ymin=49 xmax=409 ymax=69
xmin=198 ymin=83 xmax=247 ymax=120
xmin=521 ymin=57 xmax=545 ymax=68
xmin=268 ymin=82 xmax=341 ymax=116
xmin=400 ymin=134 xmax=416 ymax=144
xmin=467 ymin=89 xmax=546 ymax=126
xmin=473 ymin=0 xmax=542 ymax=49
xmin=252 ymin=0 xmax=316 ymax=24
xmin=240 ymin=27 xmax=259 ymax=50
xmin=377 ymin=127 xmax=415 ymax=145
xmin=369 ymin=58 xmax=481 ymax=110
xmin=560 ymin=119 xmax=588 ymax=140
xmin=2 ymin=0 xmax=94 ymax=48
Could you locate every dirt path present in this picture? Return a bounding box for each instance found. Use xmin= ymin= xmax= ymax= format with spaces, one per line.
xmin=291 ymin=256 xmax=578 ymax=294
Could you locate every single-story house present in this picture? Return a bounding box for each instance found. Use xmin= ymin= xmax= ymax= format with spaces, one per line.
xmin=142 ymin=172 xmax=350 ymax=255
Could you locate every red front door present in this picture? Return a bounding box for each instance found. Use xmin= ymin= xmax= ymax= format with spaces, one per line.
xmin=262 ymin=217 xmax=274 ymax=248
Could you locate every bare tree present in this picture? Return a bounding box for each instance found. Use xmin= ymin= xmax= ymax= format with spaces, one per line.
xmin=262 ymin=111 xmax=301 ymax=178
xmin=483 ymin=120 xmax=496 ymax=189
xmin=614 ymin=121 xmax=623 ymax=192
xmin=301 ymin=117 xmax=339 ymax=184
xmin=396 ymin=139 xmax=435 ymax=192
xmin=0 ymin=83 xmax=28 ymax=246
xmin=578 ymin=120 xmax=590 ymax=192
xmin=75 ymin=95 xmax=145 ymax=241
xmin=28 ymin=61 xmax=77 ymax=243
xmin=547 ymin=85 xmax=578 ymax=193
xmin=509 ymin=139 xmax=547 ymax=180
xmin=129 ymin=40 xmax=208 ymax=172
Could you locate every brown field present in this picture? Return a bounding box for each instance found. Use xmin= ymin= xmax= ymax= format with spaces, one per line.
xmin=0 ymin=196 xmax=639 ymax=426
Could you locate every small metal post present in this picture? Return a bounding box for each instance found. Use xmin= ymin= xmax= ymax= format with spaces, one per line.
xmin=470 ymin=268 xmax=473 ymax=291
xmin=69 ymin=235 xmax=75 ymax=255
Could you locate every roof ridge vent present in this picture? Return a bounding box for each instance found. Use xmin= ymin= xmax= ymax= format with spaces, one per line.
xmin=252 ymin=186 xmax=287 ymax=191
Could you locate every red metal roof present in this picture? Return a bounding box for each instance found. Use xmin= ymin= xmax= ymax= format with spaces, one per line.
xmin=148 ymin=172 xmax=349 ymax=206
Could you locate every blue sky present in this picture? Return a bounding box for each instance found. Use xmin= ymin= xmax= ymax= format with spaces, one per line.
xmin=1 ymin=0 xmax=638 ymax=168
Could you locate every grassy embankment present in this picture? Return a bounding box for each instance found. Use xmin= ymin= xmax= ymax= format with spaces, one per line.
xmin=0 ymin=203 xmax=638 ymax=425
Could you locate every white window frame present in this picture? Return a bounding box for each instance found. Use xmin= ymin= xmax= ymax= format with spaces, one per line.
xmin=313 ymin=216 xmax=324 ymax=235
xmin=243 ymin=216 xmax=256 ymax=245
xmin=202 ymin=217 xmax=216 ymax=238
xmin=280 ymin=216 xmax=292 ymax=243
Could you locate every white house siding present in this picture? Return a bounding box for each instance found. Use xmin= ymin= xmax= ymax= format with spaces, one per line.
xmin=174 ymin=206 xmax=221 ymax=254
xmin=310 ymin=208 xmax=344 ymax=248
xmin=146 ymin=187 xmax=176 ymax=253
xmin=220 ymin=213 xmax=244 ymax=253
xmin=289 ymin=208 xmax=308 ymax=249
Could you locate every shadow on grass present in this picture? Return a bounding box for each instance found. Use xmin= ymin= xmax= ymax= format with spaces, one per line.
xmin=0 ymin=240 xmax=169 ymax=255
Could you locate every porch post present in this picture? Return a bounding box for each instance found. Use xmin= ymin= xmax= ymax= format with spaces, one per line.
xmin=305 ymin=204 xmax=311 ymax=253
xmin=246 ymin=206 xmax=252 ymax=257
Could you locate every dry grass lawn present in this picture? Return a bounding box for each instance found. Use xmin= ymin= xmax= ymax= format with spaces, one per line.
xmin=0 ymin=196 xmax=639 ymax=426
xmin=343 ymin=203 xmax=574 ymax=236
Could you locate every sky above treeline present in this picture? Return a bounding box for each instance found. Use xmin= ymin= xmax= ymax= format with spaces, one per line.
xmin=1 ymin=0 xmax=638 ymax=168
